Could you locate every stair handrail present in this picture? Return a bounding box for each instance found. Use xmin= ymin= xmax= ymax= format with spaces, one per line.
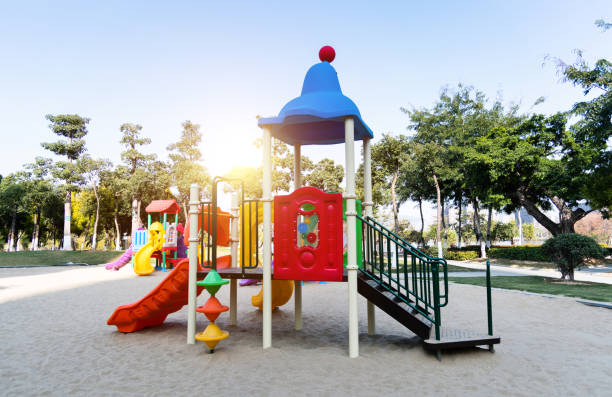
xmin=362 ymin=216 xmax=449 ymax=307
xmin=358 ymin=215 xmax=450 ymax=339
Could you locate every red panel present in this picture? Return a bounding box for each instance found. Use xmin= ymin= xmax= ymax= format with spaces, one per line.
xmin=145 ymin=200 xmax=181 ymax=214
xmin=273 ymin=187 xmax=343 ymax=281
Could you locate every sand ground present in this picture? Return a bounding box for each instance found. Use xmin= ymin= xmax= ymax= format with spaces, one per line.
xmin=1 ymin=264 xmax=611 ymax=396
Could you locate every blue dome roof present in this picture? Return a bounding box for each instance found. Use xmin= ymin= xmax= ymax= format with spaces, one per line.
xmin=258 ymin=61 xmax=374 ymax=145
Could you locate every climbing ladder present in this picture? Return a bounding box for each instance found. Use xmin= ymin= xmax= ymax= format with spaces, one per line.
xmin=358 ymin=215 xmax=500 ymax=359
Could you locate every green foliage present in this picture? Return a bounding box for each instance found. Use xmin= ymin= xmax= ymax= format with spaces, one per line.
xmin=491 ymin=221 xmax=515 ymax=242
xmin=421 ymin=246 xmax=479 ymax=261
xmin=119 ymin=123 xmax=154 ymax=173
xmin=488 ymin=246 xmax=549 ymax=262
xmin=446 ymin=229 xmax=458 ymax=246
xmin=371 ymin=134 xmax=411 ymax=230
xmin=41 ymin=114 xmax=89 ymax=161
xmin=167 ymin=121 xmax=210 ymax=206
xmin=541 ymin=233 xmax=605 ymax=280
xmin=445 ymin=250 xmax=479 ymax=261
xmin=522 ymin=223 xmax=535 ymax=241
xmin=303 ymin=158 xmax=344 ymax=192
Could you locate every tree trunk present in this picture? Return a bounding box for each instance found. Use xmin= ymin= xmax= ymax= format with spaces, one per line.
xmin=514 ymin=191 xmax=591 ymax=236
xmin=91 ymin=184 xmax=100 ymax=251
xmin=183 ymin=201 xmax=188 ymax=225
xmin=391 ymin=170 xmax=399 ymax=232
xmin=433 ymin=174 xmax=443 ymax=258
xmin=441 ymin=199 xmax=448 ymax=249
xmin=114 ymin=220 xmax=121 ymax=251
xmin=472 ymin=199 xmax=486 ymax=259
xmin=8 ymin=204 xmax=17 ymax=252
xmin=457 ymin=195 xmax=462 ymax=249
xmin=63 ymin=191 xmax=72 ymax=251
xmin=131 ymin=197 xmax=143 ymax=242
xmin=32 ymin=210 xmax=40 ymax=251
xmin=16 ymin=231 xmax=23 ymax=251
xmin=80 ymin=217 xmax=91 ymax=250
xmin=418 ymin=197 xmax=425 ymax=247
xmin=516 ymin=208 xmax=523 ymax=245
xmin=486 ymin=207 xmax=493 ymax=248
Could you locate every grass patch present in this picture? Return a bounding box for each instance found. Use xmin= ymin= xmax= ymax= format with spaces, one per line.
xmin=0 ymin=250 xmax=123 ymax=267
xmin=448 ymin=275 xmax=612 ymax=303
xmin=445 ymin=264 xmax=481 ymax=272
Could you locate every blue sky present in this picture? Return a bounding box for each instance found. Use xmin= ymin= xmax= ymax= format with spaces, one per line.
xmin=0 ymin=1 xmax=609 ymax=224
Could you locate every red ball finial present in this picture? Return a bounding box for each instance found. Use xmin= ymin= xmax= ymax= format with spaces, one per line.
xmin=319 ymin=46 xmax=335 ymax=63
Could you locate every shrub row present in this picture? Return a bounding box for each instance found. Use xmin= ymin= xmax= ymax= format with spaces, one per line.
xmin=488 ymin=246 xmax=549 ymax=262
xmin=419 ymin=243 xmax=611 ymax=262
xmin=420 ymin=246 xmax=479 ymax=261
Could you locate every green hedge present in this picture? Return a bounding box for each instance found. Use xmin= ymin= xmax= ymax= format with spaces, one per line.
xmin=488 ymin=246 xmax=549 ymax=262
xmin=445 ymin=250 xmax=479 ymax=261
xmin=421 ymin=246 xmax=479 ymax=261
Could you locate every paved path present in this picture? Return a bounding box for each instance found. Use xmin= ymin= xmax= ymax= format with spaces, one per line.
xmin=447 ymin=260 xmax=612 ymax=285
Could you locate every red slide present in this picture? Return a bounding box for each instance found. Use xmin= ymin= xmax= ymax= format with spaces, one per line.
xmin=107 ymin=259 xmax=205 ymax=333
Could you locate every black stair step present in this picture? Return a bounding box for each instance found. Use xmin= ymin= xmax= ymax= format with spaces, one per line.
xmin=357 ymin=273 xmax=432 ymax=339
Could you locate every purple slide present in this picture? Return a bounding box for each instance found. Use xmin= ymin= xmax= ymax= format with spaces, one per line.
xmin=105 ymin=248 xmax=133 ymax=271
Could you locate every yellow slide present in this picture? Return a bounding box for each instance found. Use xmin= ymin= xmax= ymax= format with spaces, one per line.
xmin=134 ymin=241 xmax=156 ymax=276
xmin=241 ymin=202 xmax=294 ymax=309
xmin=251 ymin=280 xmax=294 ymax=310
xmin=134 ymin=222 xmax=165 ymax=276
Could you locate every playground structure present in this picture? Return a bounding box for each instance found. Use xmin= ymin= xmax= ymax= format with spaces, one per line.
xmin=105 ymin=199 xmax=185 ymax=274
xmin=109 ymin=46 xmax=500 ymax=359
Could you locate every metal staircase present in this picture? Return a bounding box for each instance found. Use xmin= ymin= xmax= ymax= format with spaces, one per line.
xmin=357 ymin=216 xmax=500 ymax=359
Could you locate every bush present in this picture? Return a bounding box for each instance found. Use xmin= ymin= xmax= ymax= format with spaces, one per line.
xmin=541 ymin=233 xmax=605 ymax=280
xmin=420 ymin=246 xmax=479 ymax=261
xmin=445 ymin=250 xmax=479 ymax=261
xmin=488 ymin=246 xmax=549 ymax=262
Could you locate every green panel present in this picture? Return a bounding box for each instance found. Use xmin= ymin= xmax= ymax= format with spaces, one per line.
xmin=342 ymin=199 xmax=363 ymax=268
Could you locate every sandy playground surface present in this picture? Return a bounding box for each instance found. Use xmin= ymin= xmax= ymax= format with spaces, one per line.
xmin=1 ymin=264 xmax=611 ymax=396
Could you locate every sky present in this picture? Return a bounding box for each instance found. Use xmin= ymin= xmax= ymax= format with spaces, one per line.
xmin=0 ymin=1 xmax=610 ymax=226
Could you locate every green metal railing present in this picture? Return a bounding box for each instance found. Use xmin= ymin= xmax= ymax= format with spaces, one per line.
xmin=358 ymin=215 xmax=448 ymax=340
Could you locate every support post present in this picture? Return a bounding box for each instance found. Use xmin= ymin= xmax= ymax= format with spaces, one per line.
xmin=187 ymin=183 xmax=200 ymax=344
xmin=262 ymin=127 xmax=273 ymax=349
xmin=293 ymin=143 xmax=303 ymax=331
xmin=345 ymin=117 xmax=359 ymax=358
xmin=363 ymin=138 xmax=375 ymax=336
xmin=230 ymin=192 xmax=239 ymax=326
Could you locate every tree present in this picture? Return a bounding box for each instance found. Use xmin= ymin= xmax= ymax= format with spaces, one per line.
xmin=398 ymin=142 xmax=432 ymax=247
xmin=491 ymin=221 xmax=515 ymax=243
xmin=303 ymin=158 xmax=344 ymax=192
xmin=167 ymin=121 xmax=210 ymax=219
xmin=370 ymin=134 xmax=410 ymax=232
xmin=119 ymin=123 xmax=155 ymax=237
xmin=23 ymin=164 xmax=57 ymax=250
xmin=77 ymin=155 xmax=111 ymax=250
xmin=0 ymin=174 xmax=28 ymax=251
xmin=41 ymin=114 xmax=89 ymax=250
xmin=541 ymin=233 xmax=604 ymax=280
xmin=405 ymin=85 xmax=500 ymax=257
xmin=100 ymin=166 xmax=131 ymax=250
xmin=465 ymin=112 xmax=605 ymax=236
xmin=560 ymin=50 xmax=611 ymax=214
